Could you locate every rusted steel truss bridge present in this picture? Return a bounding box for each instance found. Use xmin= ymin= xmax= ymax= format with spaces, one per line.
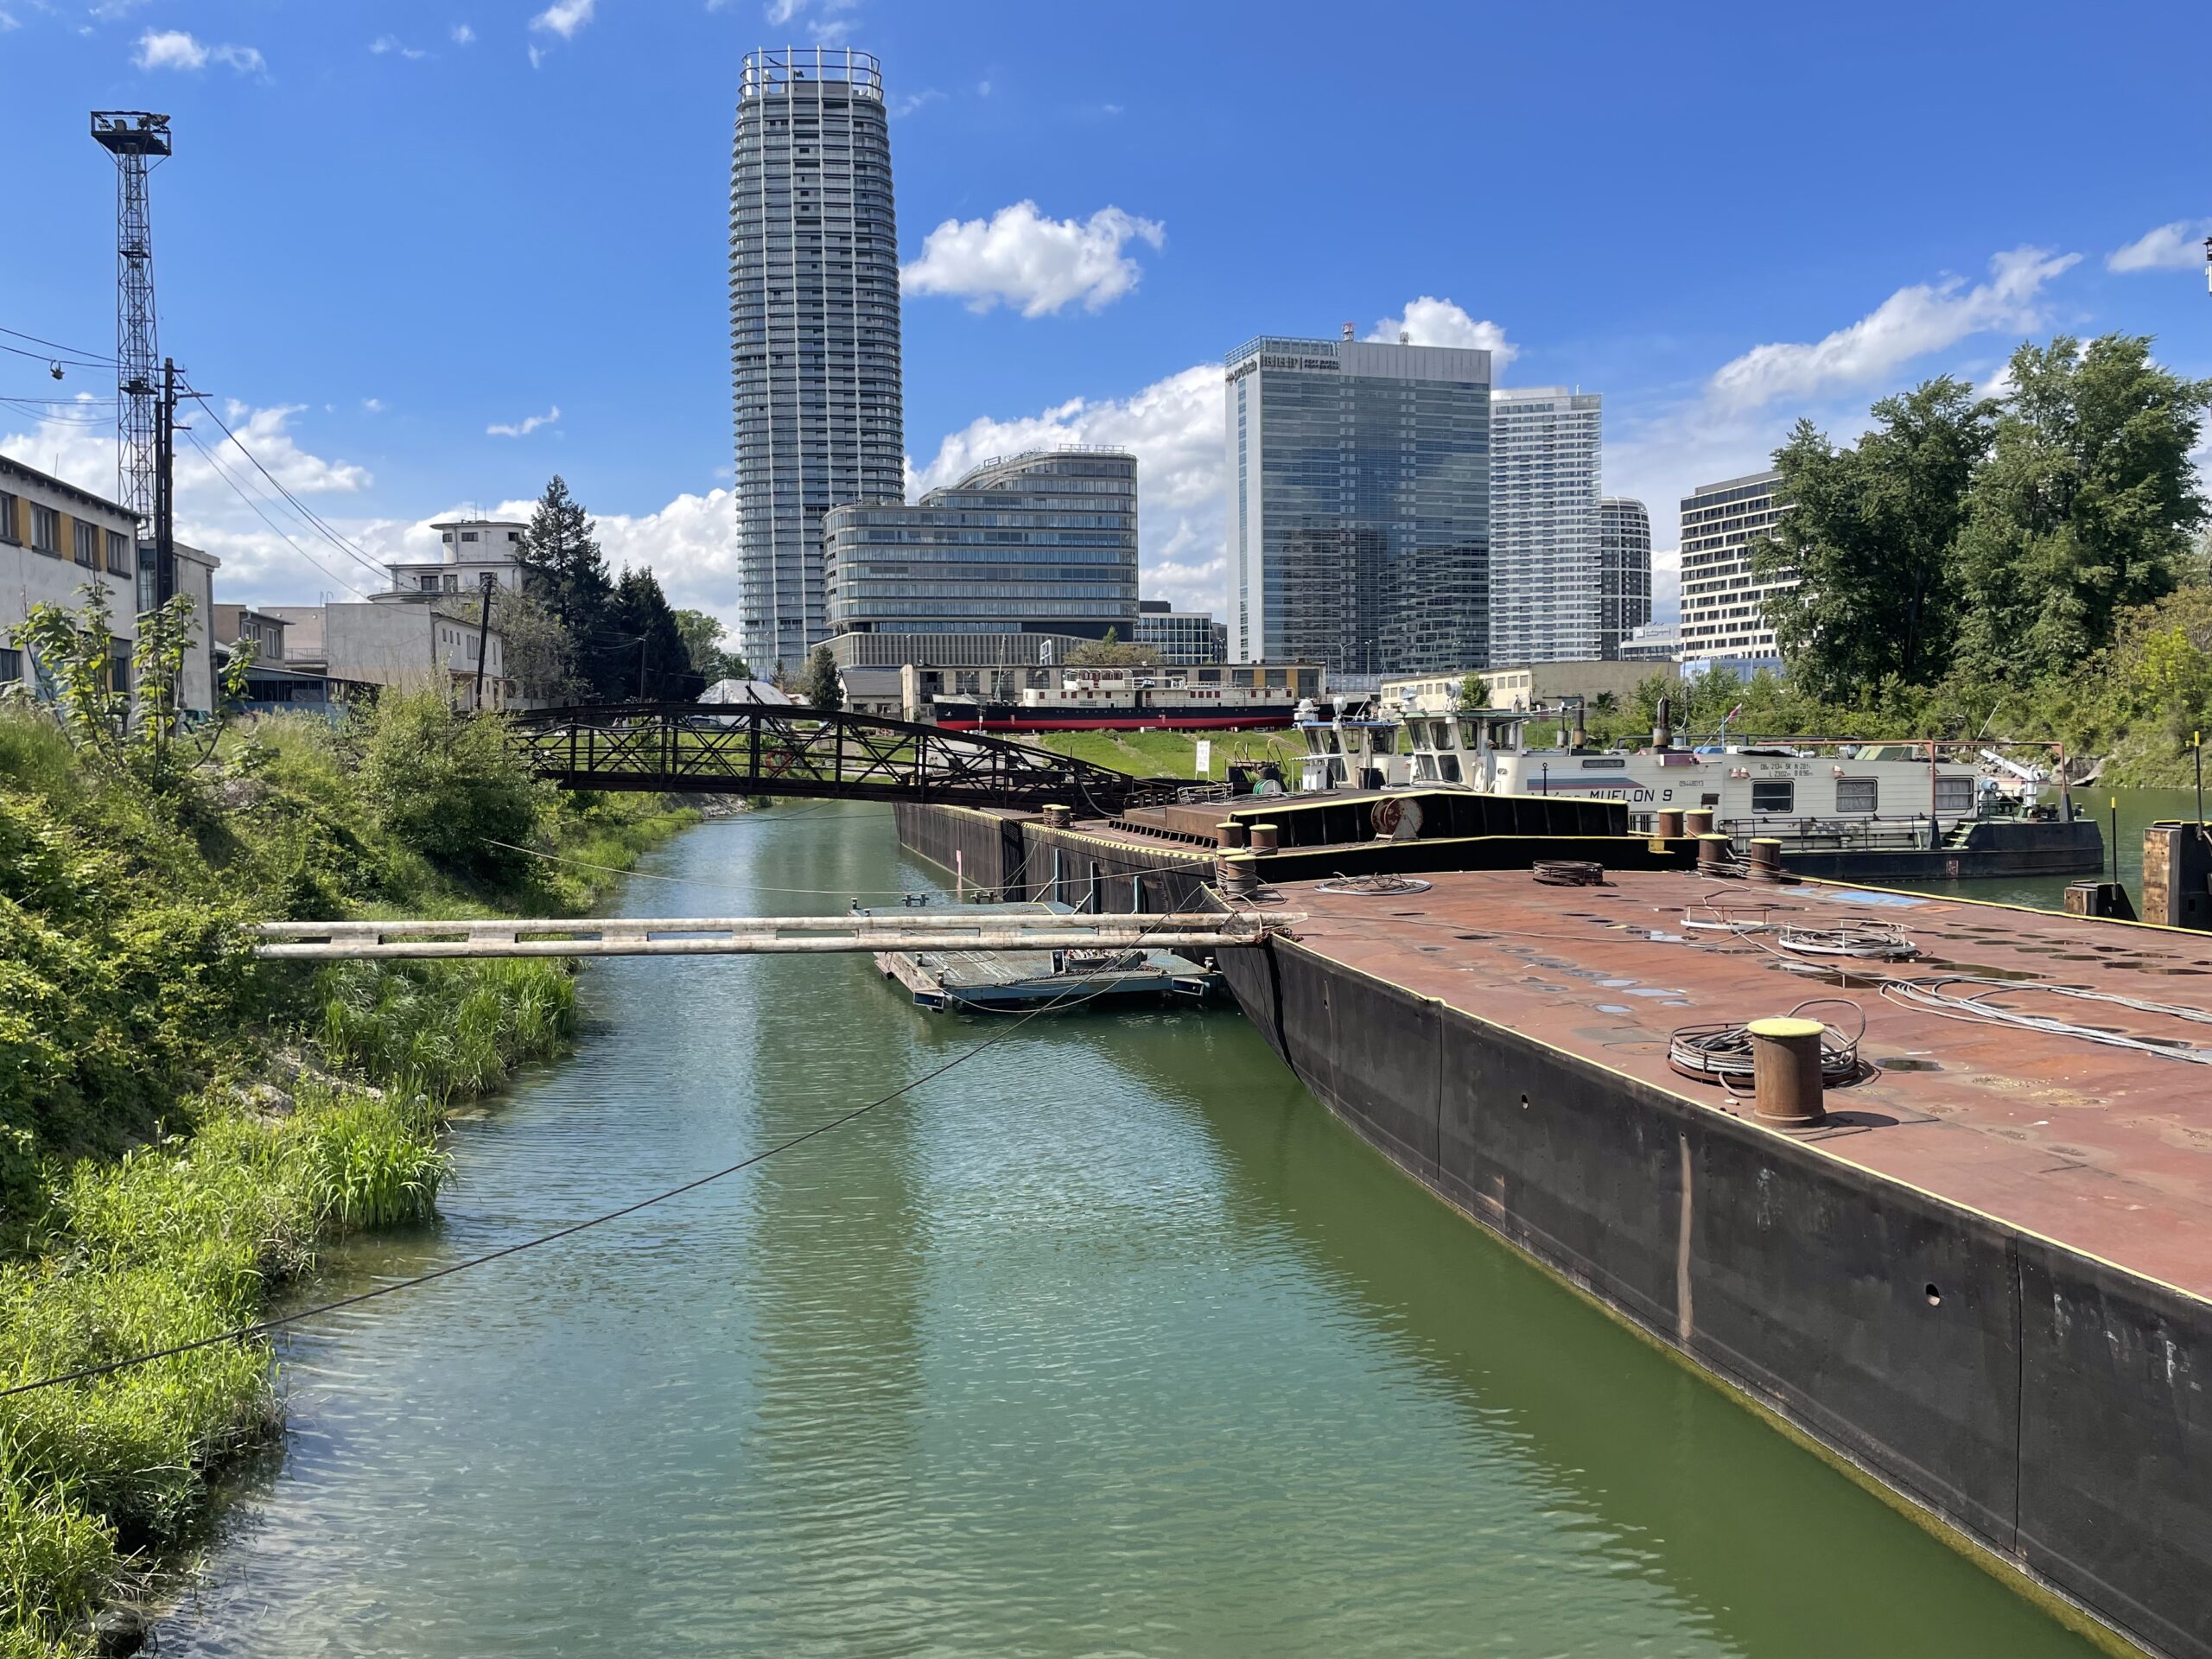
xmin=510 ymin=702 xmax=1166 ymax=810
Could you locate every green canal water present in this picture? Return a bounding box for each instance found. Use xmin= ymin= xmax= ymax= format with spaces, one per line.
xmin=167 ymin=804 xmax=2108 ymax=1656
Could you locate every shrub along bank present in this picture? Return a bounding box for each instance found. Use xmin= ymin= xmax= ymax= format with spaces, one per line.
xmin=0 ymin=686 xmax=691 ymax=1656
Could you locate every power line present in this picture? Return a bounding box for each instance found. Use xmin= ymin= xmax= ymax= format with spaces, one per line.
xmin=0 ymin=339 xmax=113 ymax=372
xmin=182 ymin=390 xmax=389 ymax=582
xmin=0 ymin=324 xmax=116 ymax=364
xmin=0 ymin=902 xmax=1198 ymax=1400
xmin=181 ymin=429 xmax=370 ymax=599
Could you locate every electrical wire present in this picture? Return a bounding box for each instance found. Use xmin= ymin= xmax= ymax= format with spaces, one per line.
xmin=0 ymin=899 xmax=1213 ymax=1401
xmin=0 ymin=325 xmax=115 ymax=365
xmin=0 ymin=339 xmax=113 ymax=372
xmin=1877 ymin=976 xmax=2212 ymax=1066
xmin=182 ymin=429 xmax=370 ymax=599
xmin=181 ymin=390 xmax=391 ymax=583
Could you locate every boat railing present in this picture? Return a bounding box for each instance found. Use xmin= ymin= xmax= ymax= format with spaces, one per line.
xmin=1713 ymin=813 xmax=1949 ymax=852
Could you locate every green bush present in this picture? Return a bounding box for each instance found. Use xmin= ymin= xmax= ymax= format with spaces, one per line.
xmin=359 ymin=692 xmax=544 ymax=880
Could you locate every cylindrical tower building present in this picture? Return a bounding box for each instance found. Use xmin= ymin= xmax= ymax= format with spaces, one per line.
xmin=730 ymin=47 xmax=905 ymax=675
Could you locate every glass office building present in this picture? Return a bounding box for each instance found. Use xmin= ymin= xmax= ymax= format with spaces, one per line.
xmin=1599 ymin=495 xmax=1653 ymax=659
xmin=1677 ymin=470 xmax=1790 ymax=667
xmin=823 ymin=448 xmax=1138 ymax=661
xmin=730 ymin=47 xmax=905 ymax=674
xmin=1224 ymin=334 xmax=1491 ymax=676
xmin=1489 ymin=387 xmax=1605 ymax=665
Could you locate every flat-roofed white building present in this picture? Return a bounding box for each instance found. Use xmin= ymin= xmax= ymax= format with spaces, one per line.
xmin=385 ymin=517 xmax=529 ymax=599
xmin=1676 ymin=471 xmax=1791 ymax=669
xmin=1489 ymin=388 xmax=1604 ymax=665
xmin=266 ymin=601 xmax=506 ymax=709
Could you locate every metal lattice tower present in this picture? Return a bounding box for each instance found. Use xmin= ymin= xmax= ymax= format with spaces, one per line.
xmin=90 ymin=111 xmax=172 ymax=533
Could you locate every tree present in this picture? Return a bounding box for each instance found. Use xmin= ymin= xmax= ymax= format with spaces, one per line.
xmin=607 ymin=567 xmax=696 ymax=701
xmin=492 ymin=585 xmax=581 ymax=706
xmin=1065 ymin=627 xmax=1161 ymax=668
xmin=359 ymin=690 xmax=543 ymax=879
xmin=517 ymin=475 xmax=616 ymax=698
xmin=1953 ymin=334 xmax=2212 ymax=683
xmin=673 ymin=608 xmax=747 ymax=685
xmin=1758 ymin=377 xmax=1995 ymax=697
xmin=1456 ymin=673 xmax=1491 ymax=709
xmin=798 ymin=644 xmax=842 ymax=711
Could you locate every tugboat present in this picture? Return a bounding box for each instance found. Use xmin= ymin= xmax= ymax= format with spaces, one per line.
xmin=1291 ymin=696 xmax=1413 ymax=791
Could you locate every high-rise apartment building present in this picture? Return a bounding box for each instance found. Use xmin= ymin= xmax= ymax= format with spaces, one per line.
xmin=1599 ymin=496 xmax=1653 ymax=658
xmin=730 ymin=46 xmax=905 ymax=674
xmin=1487 ymin=388 xmax=1603 ymax=666
xmin=1676 ymin=470 xmax=1792 ymax=666
xmin=823 ymin=448 xmax=1137 ymax=668
xmin=1224 ymin=333 xmax=1491 ymax=676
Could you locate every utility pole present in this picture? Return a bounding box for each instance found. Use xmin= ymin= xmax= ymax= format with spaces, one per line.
xmin=473 ymin=570 xmax=497 ymax=709
xmin=154 ymin=357 xmax=176 ymax=607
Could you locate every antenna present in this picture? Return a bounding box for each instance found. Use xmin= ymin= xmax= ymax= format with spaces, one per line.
xmin=90 ymin=111 xmax=172 ymax=543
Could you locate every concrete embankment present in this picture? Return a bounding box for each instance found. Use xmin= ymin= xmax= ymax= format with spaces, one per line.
xmin=896 ymin=798 xmax=2212 ymax=1659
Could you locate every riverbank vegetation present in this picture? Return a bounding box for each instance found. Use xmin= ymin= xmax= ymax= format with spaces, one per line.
xmin=0 ymin=610 xmax=690 ymax=1653
xmin=1603 ymin=333 xmax=2212 ymax=782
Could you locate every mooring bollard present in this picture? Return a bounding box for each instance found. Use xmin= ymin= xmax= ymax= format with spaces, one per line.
xmin=1217 ymin=820 xmax=1249 ymax=849
xmin=1683 ymin=808 xmax=1715 ymax=837
xmin=1656 ymin=809 xmax=1684 ymax=839
xmin=1695 ymin=833 xmax=1735 ymax=875
xmin=1747 ymin=837 xmax=1784 ymax=883
xmin=1747 ymin=1016 xmax=1827 ymax=1127
xmin=1042 ymin=804 xmax=1072 ymax=830
xmin=1249 ymin=823 xmax=1280 ymax=854
xmin=1216 ymin=851 xmax=1259 ymax=900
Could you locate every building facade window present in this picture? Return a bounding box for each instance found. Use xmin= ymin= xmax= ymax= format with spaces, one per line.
xmin=29 ymin=504 xmax=60 ymax=556
xmin=109 ymin=640 xmax=130 ymax=694
xmin=73 ymin=519 xmax=100 ymax=568
xmin=105 ymin=530 xmax=131 ymax=574
xmin=0 ymin=491 xmax=17 ymax=543
xmin=0 ymin=647 xmax=19 ymax=682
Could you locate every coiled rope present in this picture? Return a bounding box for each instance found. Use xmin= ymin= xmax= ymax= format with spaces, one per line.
xmin=1668 ymin=998 xmax=1866 ymax=1091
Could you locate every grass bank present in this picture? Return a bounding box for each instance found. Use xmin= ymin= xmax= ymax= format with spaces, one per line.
xmin=1024 ymin=727 xmax=1304 ymax=780
xmin=0 ymin=693 xmax=693 ymax=1655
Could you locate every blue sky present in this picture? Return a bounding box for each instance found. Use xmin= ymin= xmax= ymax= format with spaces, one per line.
xmin=3 ymin=0 xmax=2207 ymax=631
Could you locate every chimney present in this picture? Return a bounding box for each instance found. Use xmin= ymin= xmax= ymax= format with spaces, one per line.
xmin=1340 ymin=321 xmax=1354 ymax=341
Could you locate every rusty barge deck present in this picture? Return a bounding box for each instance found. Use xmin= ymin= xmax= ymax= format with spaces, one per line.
xmin=890 ymin=792 xmax=2212 ymax=1659
xmin=1211 ymin=866 xmax=2212 ymax=1659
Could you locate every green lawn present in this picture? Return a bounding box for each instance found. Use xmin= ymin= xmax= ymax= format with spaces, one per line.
xmin=1024 ymin=727 xmax=1305 ymax=779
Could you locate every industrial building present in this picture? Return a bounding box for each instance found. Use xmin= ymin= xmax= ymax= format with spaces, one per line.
xmin=264 ymin=601 xmax=506 ymax=709
xmin=385 ymin=518 xmax=529 ymax=598
xmin=730 ymin=46 xmax=906 ymax=674
xmin=1224 ymin=330 xmax=1491 ymax=677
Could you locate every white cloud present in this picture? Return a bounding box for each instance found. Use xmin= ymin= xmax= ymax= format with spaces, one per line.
xmin=0 ymin=12 xmax=19 ymax=32
xmin=362 ymin=397 xmax=386 ymax=414
xmin=371 ymin=35 xmax=427 ymax=59
xmin=908 ymin=363 xmax=1224 ymax=618
xmin=486 ymin=405 xmax=561 ymax=438
xmin=902 ymin=201 xmax=1166 ymax=318
xmin=1 ymin=402 xmax=381 ymax=605
xmin=888 ymin=88 xmax=942 ymax=118
xmin=1707 ymin=246 xmax=2078 ymax=411
xmin=133 ymin=28 xmax=204 ymax=67
xmin=762 ymin=0 xmax=858 ymax=41
xmin=1366 ymin=296 xmax=1516 ymax=365
xmin=452 ymin=22 xmax=476 ymax=45
xmin=531 ymin=0 xmax=594 ymax=36
xmin=132 ymin=29 xmax=264 ymax=73
xmin=2107 ymin=219 xmax=2212 ymax=273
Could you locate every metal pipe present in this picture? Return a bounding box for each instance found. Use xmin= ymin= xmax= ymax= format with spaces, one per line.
xmin=251 ymin=911 xmax=1287 ymax=940
xmin=253 ymin=929 xmax=1280 ymax=961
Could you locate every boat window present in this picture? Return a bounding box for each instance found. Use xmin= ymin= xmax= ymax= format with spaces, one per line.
xmin=1835 ymin=778 xmax=1878 ymax=814
xmin=1935 ymin=777 xmax=1974 ymax=814
xmin=1371 ymin=727 xmax=1400 ymax=755
xmin=1458 ymin=717 xmax=1481 ymax=749
xmin=1751 ymin=780 xmax=1795 ymax=813
xmin=1325 ymin=729 xmax=1341 ymax=753
xmin=1437 ymin=754 xmax=1461 ymax=783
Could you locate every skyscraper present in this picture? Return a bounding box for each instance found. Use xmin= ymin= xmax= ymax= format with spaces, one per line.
xmin=1599 ymin=497 xmax=1653 ymax=659
xmin=1224 ymin=334 xmax=1491 ymax=676
xmin=1487 ymin=387 xmax=1603 ymax=666
xmin=730 ymin=46 xmax=905 ymax=675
